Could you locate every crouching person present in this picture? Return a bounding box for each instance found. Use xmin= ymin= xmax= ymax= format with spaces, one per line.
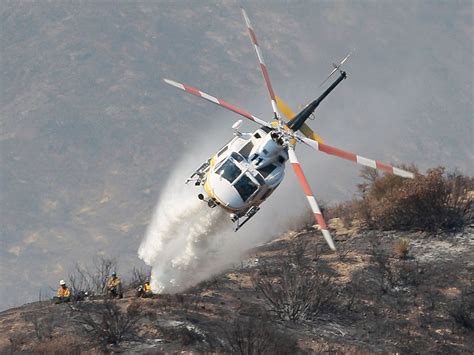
xmin=53 ymin=280 xmax=71 ymax=304
xmin=136 ymin=280 xmax=153 ymax=298
xmin=106 ymin=271 xmax=123 ymax=299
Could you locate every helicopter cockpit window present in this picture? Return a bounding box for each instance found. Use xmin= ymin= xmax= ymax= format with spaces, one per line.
xmin=239 ymin=141 xmax=254 ymax=158
xmin=257 ymin=163 xmax=276 ymax=178
xmin=217 ymin=159 xmax=241 ymax=183
xmin=234 ymin=174 xmax=258 ymax=201
xmin=230 ymin=152 xmax=243 ymax=162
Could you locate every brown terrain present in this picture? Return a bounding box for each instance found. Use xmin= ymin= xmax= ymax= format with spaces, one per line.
xmin=1 ymin=1 xmax=472 ymax=312
xmin=1 ymin=219 xmax=472 ymax=354
xmin=1 ymin=3 xmax=473 ymax=353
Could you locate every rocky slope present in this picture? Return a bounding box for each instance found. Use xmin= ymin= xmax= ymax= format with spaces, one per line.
xmin=1 ymin=222 xmax=472 ymax=353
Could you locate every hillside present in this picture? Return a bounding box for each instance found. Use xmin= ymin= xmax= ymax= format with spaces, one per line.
xmin=1 ymin=1 xmax=473 ymax=312
xmin=1 ymin=222 xmax=472 ymax=353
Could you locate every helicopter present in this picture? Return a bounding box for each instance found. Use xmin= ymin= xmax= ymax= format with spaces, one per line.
xmin=163 ymin=8 xmax=414 ymax=251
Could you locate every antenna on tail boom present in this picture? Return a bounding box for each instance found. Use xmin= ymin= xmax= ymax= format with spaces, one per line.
xmin=319 ymin=51 xmax=352 ymax=88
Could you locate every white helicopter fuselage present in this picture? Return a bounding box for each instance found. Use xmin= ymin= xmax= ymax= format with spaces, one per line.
xmin=188 ymin=125 xmax=288 ymax=226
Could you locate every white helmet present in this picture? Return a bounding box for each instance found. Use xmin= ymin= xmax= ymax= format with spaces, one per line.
xmin=59 ymin=280 xmax=66 ymax=285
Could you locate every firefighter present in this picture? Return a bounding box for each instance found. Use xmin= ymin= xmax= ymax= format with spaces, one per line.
xmin=136 ymin=280 xmax=153 ymax=298
xmin=53 ymin=280 xmax=71 ymax=303
xmin=106 ymin=271 xmax=123 ymax=298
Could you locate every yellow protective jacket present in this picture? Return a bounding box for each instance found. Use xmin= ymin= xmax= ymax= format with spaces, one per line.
xmin=57 ymin=286 xmax=71 ymax=298
xmin=107 ymin=276 xmax=121 ymax=289
xmin=143 ymin=283 xmax=152 ymax=293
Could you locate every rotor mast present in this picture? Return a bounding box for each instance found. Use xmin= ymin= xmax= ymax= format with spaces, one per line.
xmin=287 ymin=71 xmax=347 ymax=132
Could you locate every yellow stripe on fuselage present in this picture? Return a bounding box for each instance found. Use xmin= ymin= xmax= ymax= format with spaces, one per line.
xmin=203 ymin=155 xmax=238 ymax=212
xmin=203 ymin=155 xmax=217 ymax=199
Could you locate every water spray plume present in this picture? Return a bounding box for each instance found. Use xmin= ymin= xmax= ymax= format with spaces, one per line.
xmin=137 ymin=129 xmax=310 ymax=294
xmin=138 ymin=157 xmax=230 ymax=293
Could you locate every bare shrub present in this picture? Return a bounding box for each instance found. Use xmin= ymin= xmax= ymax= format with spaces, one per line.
xmin=358 ymin=167 xmax=473 ymax=231
xmin=68 ymin=264 xmax=91 ymax=297
xmin=68 ymin=256 xmax=117 ymax=296
xmin=369 ymin=238 xmax=395 ymax=294
xmin=127 ymin=266 xmax=151 ymax=289
xmin=336 ymin=241 xmax=354 ymax=262
xmin=326 ymin=200 xmax=359 ymax=228
xmin=450 ymin=287 xmax=474 ymax=331
xmin=329 ymin=166 xmax=473 ymax=232
xmin=88 ymin=256 xmax=117 ymax=294
xmin=252 ymin=241 xmax=336 ymax=321
xmin=24 ymin=311 xmax=57 ymax=341
xmin=357 ymin=166 xmax=380 ymax=196
xmin=222 ymin=315 xmax=298 ymax=354
xmin=393 ymin=238 xmax=410 ymax=259
xmin=72 ymin=298 xmax=139 ymax=348
xmin=8 ymin=333 xmax=29 ymax=353
xmin=395 ymin=259 xmax=422 ymax=287
xmin=341 ymin=280 xmax=358 ymax=311
xmin=370 ymin=237 xmax=422 ymax=292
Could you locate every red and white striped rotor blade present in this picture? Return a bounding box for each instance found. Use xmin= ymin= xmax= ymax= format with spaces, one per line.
xmin=300 ymin=137 xmax=415 ymax=179
xmin=288 ymin=147 xmax=336 ymax=251
xmin=241 ymin=8 xmax=281 ymax=119
xmin=163 ymin=79 xmax=271 ymax=128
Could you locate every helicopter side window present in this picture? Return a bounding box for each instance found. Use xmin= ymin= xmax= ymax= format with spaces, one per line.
xmin=234 ymin=174 xmax=258 ymax=201
xmin=254 ymin=173 xmax=265 ymax=185
xmin=217 ymin=145 xmax=228 ymax=157
xmin=216 ymin=159 xmax=241 ymax=183
xmin=257 ymin=163 xmax=276 ymax=178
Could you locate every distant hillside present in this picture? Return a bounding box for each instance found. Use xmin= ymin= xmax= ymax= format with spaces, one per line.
xmin=0 ymin=224 xmax=472 ymax=353
xmin=1 ymin=1 xmax=472 ymax=311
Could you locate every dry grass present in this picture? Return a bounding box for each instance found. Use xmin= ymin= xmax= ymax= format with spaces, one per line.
xmin=393 ymin=238 xmax=410 ymax=259
xmin=32 ymin=335 xmax=84 ymax=355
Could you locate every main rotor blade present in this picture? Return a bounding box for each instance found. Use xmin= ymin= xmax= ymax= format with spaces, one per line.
xmin=300 ymin=137 xmax=415 ymax=178
xmin=288 ymin=147 xmax=336 ymax=251
xmin=241 ymin=8 xmax=281 ymax=120
xmin=163 ymin=79 xmax=271 ymax=128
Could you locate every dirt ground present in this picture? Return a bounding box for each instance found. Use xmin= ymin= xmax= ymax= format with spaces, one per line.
xmin=1 ymin=221 xmax=472 ymax=354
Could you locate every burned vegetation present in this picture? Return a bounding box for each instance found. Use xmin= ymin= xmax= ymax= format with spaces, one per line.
xmin=1 ymin=166 xmax=472 ymax=353
xmin=328 ymin=165 xmax=473 ymax=232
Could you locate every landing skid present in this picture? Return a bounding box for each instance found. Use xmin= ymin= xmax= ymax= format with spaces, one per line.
xmin=232 ymin=206 xmax=260 ymax=231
